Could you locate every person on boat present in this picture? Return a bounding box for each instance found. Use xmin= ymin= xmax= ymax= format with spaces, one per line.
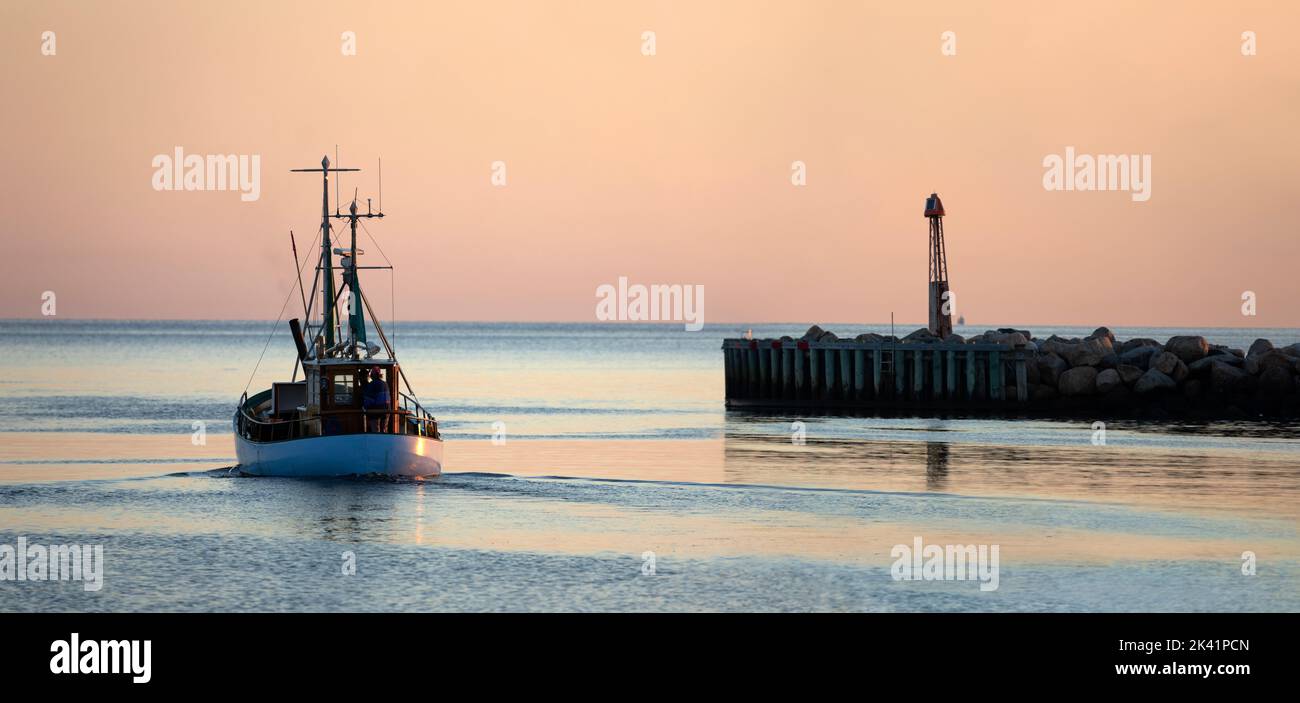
xmin=363 ymin=368 xmax=390 ymax=432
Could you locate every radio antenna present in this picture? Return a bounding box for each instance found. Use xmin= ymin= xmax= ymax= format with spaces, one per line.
xmin=334 ymin=145 xmax=341 ymax=215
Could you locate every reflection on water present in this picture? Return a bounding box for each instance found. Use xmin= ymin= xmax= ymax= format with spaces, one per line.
xmin=926 ymin=442 xmax=950 ymax=491
xmin=720 ymin=414 xmax=1300 ymax=518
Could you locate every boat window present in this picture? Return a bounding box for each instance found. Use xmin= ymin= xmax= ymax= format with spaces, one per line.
xmin=333 ymin=374 xmax=355 ymax=405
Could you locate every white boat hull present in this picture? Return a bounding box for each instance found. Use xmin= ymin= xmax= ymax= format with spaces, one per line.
xmin=234 ymin=430 xmax=443 ymax=477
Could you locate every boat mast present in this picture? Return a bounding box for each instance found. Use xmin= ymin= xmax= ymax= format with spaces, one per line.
xmin=345 ymin=199 xmax=366 ymax=345
xmin=291 ymin=156 xmax=359 ymax=354
xmin=329 ymin=187 xmax=385 ymax=351
xmin=320 ymin=157 xmax=336 ymax=348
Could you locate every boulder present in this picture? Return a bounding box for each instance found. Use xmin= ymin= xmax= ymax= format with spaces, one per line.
xmin=1182 ymin=379 xmax=1203 ymax=399
xmin=1134 ymin=368 xmax=1177 ymax=394
xmin=856 ymin=332 xmax=885 ymax=344
xmin=1169 ymin=357 xmax=1189 ymax=383
xmin=802 ymin=325 xmax=825 ymax=340
xmin=1116 ymin=364 xmax=1144 ymax=386
xmin=1117 ymin=338 xmax=1161 ymax=354
xmin=902 ymin=327 xmax=936 ymax=344
xmin=1099 ymin=353 xmax=1119 ymax=369
xmin=1038 ymin=337 xmax=1077 ymax=358
xmin=1058 ymin=366 xmax=1099 ymax=396
xmin=1037 ymin=353 xmax=1068 ymax=387
xmin=987 ymin=331 xmax=1030 ymax=347
xmin=941 ymin=333 xmax=965 ymax=344
xmin=1095 ymin=368 xmax=1122 ymax=394
xmin=1247 ymin=338 xmax=1274 ymax=358
xmin=1246 ymin=350 xmax=1297 ymax=376
xmin=1165 ymin=335 xmax=1209 ymax=363
xmin=1063 ymin=336 xmax=1111 ymax=367
xmin=1150 ymin=351 xmax=1180 ymax=376
xmin=1279 ymin=343 xmax=1300 ymax=358
xmin=1209 ymin=362 xmax=1248 ymax=394
xmin=1189 ymin=354 xmax=1242 ymax=375
xmin=819 ymin=331 xmax=839 ymax=342
xmin=1118 ymin=345 xmax=1160 ymax=370
xmin=1209 ymin=345 xmax=1245 ymax=359
xmin=1258 ymin=367 xmax=1296 ymax=396
xmin=1025 ymin=356 xmax=1041 ymax=385
xmin=997 ymin=328 xmax=1032 ymax=338
xmin=1089 ymin=326 xmax=1116 ymax=344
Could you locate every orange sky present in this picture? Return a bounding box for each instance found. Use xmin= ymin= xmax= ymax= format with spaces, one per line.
xmin=2 ymin=1 xmax=1297 ymax=327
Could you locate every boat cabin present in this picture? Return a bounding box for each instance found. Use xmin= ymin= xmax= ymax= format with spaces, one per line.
xmin=237 ymin=357 xmax=438 ymax=443
xmin=305 ymin=358 xmax=396 ymax=436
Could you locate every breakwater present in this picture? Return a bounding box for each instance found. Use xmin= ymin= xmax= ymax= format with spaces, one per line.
xmin=722 ymin=325 xmax=1300 ymax=418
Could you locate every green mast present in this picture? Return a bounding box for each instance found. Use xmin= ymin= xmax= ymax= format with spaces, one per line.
xmin=328 ymin=181 xmax=386 ymax=351
xmin=345 ymin=199 xmax=366 ymax=345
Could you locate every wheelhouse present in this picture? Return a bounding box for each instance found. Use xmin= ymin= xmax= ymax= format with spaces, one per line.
xmin=237 ymin=358 xmax=438 ymax=443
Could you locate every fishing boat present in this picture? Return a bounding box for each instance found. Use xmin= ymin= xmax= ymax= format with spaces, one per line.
xmin=233 ymin=155 xmax=443 ymax=477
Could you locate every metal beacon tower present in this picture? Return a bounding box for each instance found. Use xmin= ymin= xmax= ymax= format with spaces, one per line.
xmin=925 ymin=192 xmax=953 ymax=338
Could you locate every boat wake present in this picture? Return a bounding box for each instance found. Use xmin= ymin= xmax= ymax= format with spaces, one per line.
xmin=167 ymin=466 xmax=245 ymax=478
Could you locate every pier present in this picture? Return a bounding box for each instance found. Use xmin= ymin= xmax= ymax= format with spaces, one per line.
xmin=722 ymin=328 xmax=1300 ymax=418
xmin=723 ymin=336 xmax=1030 ymax=410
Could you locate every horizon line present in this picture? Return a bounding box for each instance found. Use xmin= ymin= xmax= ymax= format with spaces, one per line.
xmin=2 ymin=317 xmax=1297 ymax=332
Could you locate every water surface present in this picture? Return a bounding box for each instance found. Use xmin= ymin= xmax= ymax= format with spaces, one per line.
xmin=1 ymin=320 xmax=1297 ymax=611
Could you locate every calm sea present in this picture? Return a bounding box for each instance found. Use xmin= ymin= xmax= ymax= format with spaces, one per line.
xmin=1 ymin=320 xmax=1297 ymax=611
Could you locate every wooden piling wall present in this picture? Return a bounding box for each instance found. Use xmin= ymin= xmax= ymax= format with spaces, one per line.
xmin=723 ymin=338 xmax=1030 ymax=410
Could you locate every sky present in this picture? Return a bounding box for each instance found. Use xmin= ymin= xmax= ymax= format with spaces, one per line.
xmin=2 ymin=0 xmax=1297 ymax=327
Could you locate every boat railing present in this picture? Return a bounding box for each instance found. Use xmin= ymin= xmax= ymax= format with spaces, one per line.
xmin=399 ymin=391 xmax=436 ymax=421
xmin=236 ymin=392 xmax=440 ymax=443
